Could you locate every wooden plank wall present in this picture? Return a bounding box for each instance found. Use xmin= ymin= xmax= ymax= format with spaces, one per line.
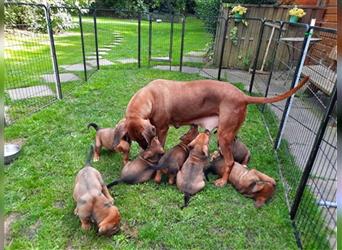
xmin=213 ymin=4 xmax=326 ymax=69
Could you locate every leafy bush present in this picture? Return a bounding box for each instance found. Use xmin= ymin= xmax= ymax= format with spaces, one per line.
xmin=5 ymin=0 xmax=93 ymax=33
xmin=195 ymin=0 xmax=221 ymax=36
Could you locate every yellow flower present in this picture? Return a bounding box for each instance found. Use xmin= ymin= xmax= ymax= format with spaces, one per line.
xmin=289 ymin=6 xmax=306 ymax=18
xmin=232 ymin=5 xmax=247 ymax=15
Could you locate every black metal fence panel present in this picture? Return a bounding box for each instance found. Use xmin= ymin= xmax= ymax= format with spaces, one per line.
xmin=4 ymin=3 xmax=60 ymax=124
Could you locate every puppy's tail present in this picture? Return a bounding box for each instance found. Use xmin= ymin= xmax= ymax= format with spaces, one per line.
xmin=180 ymin=192 xmax=191 ymax=209
xmin=107 ymin=179 xmax=122 ymax=188
xmin=85 ymin=144 xmax=94 ymax=165
xmin=87 ymin=122 xmax=100 ymax=131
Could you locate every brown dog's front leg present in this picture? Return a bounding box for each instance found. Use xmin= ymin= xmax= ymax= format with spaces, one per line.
xmin=215 ymin=132 xmax=235 ymax=187
xmin=154 ymin=170 xmax=162 ymax=184
xmin=102 ymin=185 xmax=114 ymax=203
xmin=156 ymin=126 xmax=169 ymax=147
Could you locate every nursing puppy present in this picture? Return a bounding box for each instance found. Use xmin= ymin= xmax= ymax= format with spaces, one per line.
xmin=73 ymin=145 xmax=121 ymax=235
xmin=153 ymin=125 xmax=199 ymax=185
xmin=88 ymin=119 xmax=131 ymax=164
xmin=207 ymin=154 xmax=276 ymax=208
xmin=176 ymin=130 xmax=210 ymax=209
xmin=107 ymin=137 xmax=164 ymax=188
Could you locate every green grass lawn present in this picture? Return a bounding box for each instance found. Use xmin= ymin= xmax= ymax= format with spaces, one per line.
xmin=5 ymin=66 xmax=298 ymax=249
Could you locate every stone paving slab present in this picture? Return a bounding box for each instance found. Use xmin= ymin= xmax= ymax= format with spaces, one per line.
xmin=42 ymin=73 xmax=80 ymax=83
xmin=111 ymin=42 xmax=122 ymax=45
xmin=60 ymin=63 xmax=93 ymax=72
xmin=98 ymin=48 xmax=111 ymax=51
xmin=90 ymin=51 xmax=108 ymax=55
xmin=103 ymin=45 xmax=115 ymax=48
xmin=116 ymin=58 xmax=138 ymax=64
xmin=183 ymin=56 xmax=204 ymax=63
xmin=6 ymin=85 xmax=54 ymax=100
xmin=87 ymin=59 xmax=114 ymax=67
xmin=186 ymin=51 xmax=206 ymax=57
xmin=86 ymin=55 xmax=103 ymax=59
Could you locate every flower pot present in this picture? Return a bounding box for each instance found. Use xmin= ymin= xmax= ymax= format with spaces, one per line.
xmin=289 ymin=15 xmax=299 ymax=23
xmin=234 ymin=13 xmax=242 ymax=22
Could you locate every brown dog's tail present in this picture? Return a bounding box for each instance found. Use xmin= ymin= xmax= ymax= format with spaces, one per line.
xmin=87 ymin=122 xmax=100 ymax=131
xmin=244 ymin=76 xmax=309 ymax=104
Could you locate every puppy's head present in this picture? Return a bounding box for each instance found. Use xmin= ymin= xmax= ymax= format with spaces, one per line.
xmin=248 ymin=181 xmax=276 ymax=208
xmin=188 ymin=130 xmax=210 ymax=157
xmin=125 ymin=118 xmax=156 ymax=149
xmin=98 ymin=205 xmax=121 ymax=236
xmin=141 ymin=136 xmax=164 ymax=160
xmin=179 ymin=125 xmax=199 ymax=144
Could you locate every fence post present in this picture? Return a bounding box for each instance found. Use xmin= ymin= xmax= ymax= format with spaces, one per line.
xmin=169 ymin=15 xmax=174 ymax=70
xmin=249 ymin=19 xmax=266 ymax=93
xmin=45 ymin=4 xmax=62 ymax=99
xmin=78 ymin=9 xmax=88 ymax=81
xmin=179 ymin=15 xmax=186 ymax=72
xmin=290 ymin=86 xmax=337 ymax=219
xmin=218 ymin=18 xmax=228 ymax=81
xmin=93 ymin=9 xmax=99 ymax=70
xmin=274 ymin=24 xmax=312 ymax=149
xmin=148 ymin=14 xmax=152 ymax=67
xmin=138 ymin=13 xmax=141 ymax=68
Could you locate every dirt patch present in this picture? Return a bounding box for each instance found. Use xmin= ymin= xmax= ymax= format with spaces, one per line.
xmin=26 ymin=220 xmax=42 ymax=240
xmin=5 ymin=213 xmax=22 ymax=245
xmin=121 ymin=221 xmax=138 ymax=239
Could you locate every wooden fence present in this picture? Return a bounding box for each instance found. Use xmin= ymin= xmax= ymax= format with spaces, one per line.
xmin=213 ymin=4 xmax=325 ymax=70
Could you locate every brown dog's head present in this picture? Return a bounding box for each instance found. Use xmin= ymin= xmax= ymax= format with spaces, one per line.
xmin=114 ymin=117 xmax=156 ymax=150
xmin=179 ymin=125 xmax=199 ymax=144
xmin=141 ymin=136 xmax=164 ymax=160
xmin=187 ymin=130 xmax=210 ymax=157
xmin=248 ymin=181 xmax=276 ymax=208
xmin=98 ymin=205 xmax=121 ymax=236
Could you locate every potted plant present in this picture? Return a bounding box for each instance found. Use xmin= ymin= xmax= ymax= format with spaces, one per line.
xmin=231 ymin=5 xmax=247 ymax=23
xmin=288 ymin=6 xmax=306 ymax=23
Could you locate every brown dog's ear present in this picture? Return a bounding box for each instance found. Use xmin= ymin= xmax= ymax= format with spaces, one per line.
xmin=113 ymin=120 xmax=128 ymax=148
xmin=250 ymin=181 xmax=265 ymax=193
xmin=142 ymin=120 xmax=156 ymax=145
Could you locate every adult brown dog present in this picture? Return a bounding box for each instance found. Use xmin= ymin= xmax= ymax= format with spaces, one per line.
xmin=107 ymin=137 xmax=164 ymax=188
xmin=73 ymin=145 xmax=121 ymax=235
xmin=207 ymin=153 xmax=276 ymax=207
xmin=153 ymin=125 xmax=199 ymax=185
xmin=114 ymin=76 xmax=309 ymax=187
xmin=88 ymin=119 xmax=131 ymax=164
xmin=176 ymin=130 xmax=210 ymax=209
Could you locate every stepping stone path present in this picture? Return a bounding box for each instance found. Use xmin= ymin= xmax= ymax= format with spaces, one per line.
xmin=153 ymin=65 xmax=201 ymax=74
xmin=183 ymin=56 xmax=204 ymax=63
xmin=86 ymin=55 xmax=103 ymax=59
xmin=60 ymin=63 xmax=93 ymax=72
xmin=6 ymin=85 xmax=54 ymax=101
xmin=90 ymin=51 xmax=108 ymax=55
xmin=186 ymin=51 xmax=206 ymax=57
xmin=111 ymin=42 xmax=121 ymax=45
xmin=151 ymin=56 xmax=170 ymax=61
xmin=116 ymin=58 xmax=138 ymax=64
xmin=98 ymin=48 xmax=111 ymax=52
xmin=42 ymin=73 xmax=80 ymax=83
xmin=87 ymin=59 xmax=114 ymax=67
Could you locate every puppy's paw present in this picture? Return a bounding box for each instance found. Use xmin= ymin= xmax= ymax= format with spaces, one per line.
xmin=214 ymin=178 xmax=227 ymax=187
xmin=93 ymin=156 xmax=100 ymax=162
xmin=81 ymin=223 xmax=91 ymax=231
xmin=74 ymin=208 xmax=78 ymax=216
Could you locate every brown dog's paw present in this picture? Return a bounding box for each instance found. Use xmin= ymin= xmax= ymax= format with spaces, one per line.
xmin=214 ymin=178 xmax=227 ymax=187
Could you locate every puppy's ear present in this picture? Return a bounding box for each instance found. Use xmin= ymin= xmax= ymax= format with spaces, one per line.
xmin=202 ymin=145 xmax=209 ymax=157
xmin=142 ymin=120 xmax=156 ymax=145
xmin=141 ymin=149 xmax=153 ymax=159
xmin=113 ymin=120 xmax=128 ymax=147
xmin=187 ymin=137 xmax=197 ymax=149
xmin=250 ymin=181 xmax=265 ymax=193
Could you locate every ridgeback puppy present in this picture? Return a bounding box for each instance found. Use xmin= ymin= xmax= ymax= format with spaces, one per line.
xmin=207 ymin=153 xmax=276 ymax=208
xmin=106 ymin=137 xmax=164 ymax=188
xmin=73 ymin=145 xmax=121 ymax=236
xmin=176 ymin=130 xmax=210 ymax=209
xmin=153 ymin=125 xmax=199 ymax=185
xmin=114 ymin=76 xmax=309 ymax=187
xmin=88 ymin=119 xmax=131 ymax=164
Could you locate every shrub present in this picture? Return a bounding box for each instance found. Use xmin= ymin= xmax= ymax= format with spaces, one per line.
xmin=195 ymin=0 xmax=221 ymax=36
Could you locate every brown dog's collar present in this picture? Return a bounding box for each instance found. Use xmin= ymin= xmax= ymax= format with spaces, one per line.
xmin=177 ymin=142 xmax=189 ymax=154
xmin=138 ymin=155 xmax=158 ymax=167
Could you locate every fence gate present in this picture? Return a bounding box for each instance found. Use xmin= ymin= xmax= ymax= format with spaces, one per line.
xmin=4 ymin=2 xmax=61 ymax=124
